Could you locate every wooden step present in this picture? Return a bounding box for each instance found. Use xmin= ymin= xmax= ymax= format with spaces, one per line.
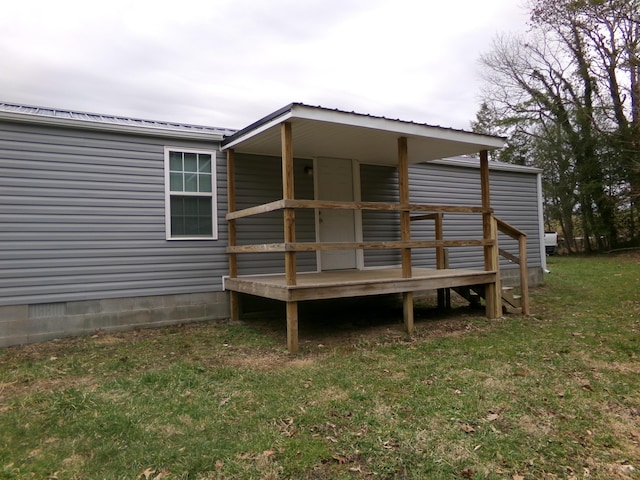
xmin=452 ymin=286 xmax=482 ymax=306
xmin=501 ymin=286 xmax=522 ymax=313
xmin=453 ymin=285 xmax=523 ymax=314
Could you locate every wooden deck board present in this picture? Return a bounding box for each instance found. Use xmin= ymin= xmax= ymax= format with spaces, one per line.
xmin=224 ymin=267 xmax=497 ymax=302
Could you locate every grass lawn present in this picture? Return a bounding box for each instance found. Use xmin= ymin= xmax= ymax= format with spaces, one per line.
xmin=1 ymin=253 xmax=639 ymax=479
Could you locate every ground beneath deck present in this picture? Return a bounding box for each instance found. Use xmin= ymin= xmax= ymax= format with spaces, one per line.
xmin=238 ymin=294 xmax=491 ymax=350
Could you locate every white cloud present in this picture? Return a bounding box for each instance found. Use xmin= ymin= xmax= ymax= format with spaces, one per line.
xmin=0 ymin=0 xmax=529 ymax=130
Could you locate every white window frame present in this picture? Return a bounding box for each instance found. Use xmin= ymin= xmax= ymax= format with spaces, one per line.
xmin=164 ymin=146 xmax=218 ymax=240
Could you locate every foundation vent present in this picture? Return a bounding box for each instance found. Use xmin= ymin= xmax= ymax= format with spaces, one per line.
xmin=29 ymin=302 xmax=67 ymax=319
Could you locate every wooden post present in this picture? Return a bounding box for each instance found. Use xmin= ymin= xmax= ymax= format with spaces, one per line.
xmin=281 ymin=122 xmax=299 ymax=352
xmin=286 ymin=302 xmax=299 ymax=353
xmin=519 ymin=234 xmax=530 ymax=315
xmin=281 ymin=122 xmax=296 ymax=286
xmin=480 ymin=150 xmax=502 ymax=318
xmin=398 ymin=136 xmax=414 ymax=334
xmin=435 ymin=213 xmax=449 ymax=310
xmin=226 ymin=149 xmax=240 ymax=322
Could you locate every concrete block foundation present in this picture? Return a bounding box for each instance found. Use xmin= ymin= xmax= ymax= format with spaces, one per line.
xmin=0 ymin=291 xmax=230 ymax=349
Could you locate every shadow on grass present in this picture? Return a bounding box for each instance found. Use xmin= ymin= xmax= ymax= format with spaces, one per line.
xmin=237 ymin=293 xmax=488 ymax=348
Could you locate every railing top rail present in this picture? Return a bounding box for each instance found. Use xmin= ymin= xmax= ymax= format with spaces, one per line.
xmin=227 ymin=199 xmax=492 ymax=220
xmin=495 ymin=216 xmax=527 ymax=239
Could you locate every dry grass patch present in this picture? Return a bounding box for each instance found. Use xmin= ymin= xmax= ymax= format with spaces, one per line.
xmin=2 ymin=253 xmax=640 ymax=479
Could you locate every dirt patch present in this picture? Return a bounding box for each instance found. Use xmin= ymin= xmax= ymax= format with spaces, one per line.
xmin=0 ymin=375 xmax=97 ymax=405
xmin=241 ymin=297 xmax=491 ymax=350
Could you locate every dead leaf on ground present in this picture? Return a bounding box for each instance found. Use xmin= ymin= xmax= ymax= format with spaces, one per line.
xmin=461 ymin=423 xmax=476 ymax=433
xmin=139 ymin=468 xmax=156 ymax=480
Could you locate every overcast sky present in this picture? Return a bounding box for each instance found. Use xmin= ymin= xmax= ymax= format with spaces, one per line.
xmin=1 ymin=0 xmax=529 ymax=131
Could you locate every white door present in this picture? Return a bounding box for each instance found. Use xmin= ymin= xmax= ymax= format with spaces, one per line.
xmin=315 ymin=158 xmax=358 ymax=270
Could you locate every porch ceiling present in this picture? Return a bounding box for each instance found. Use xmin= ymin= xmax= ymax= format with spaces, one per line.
xmin=221 ymin=103 xmax=505 ymax=165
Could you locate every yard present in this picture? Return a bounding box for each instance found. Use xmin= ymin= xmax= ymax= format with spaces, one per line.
xmin=1 ymin=254 xmax=639 ymax=479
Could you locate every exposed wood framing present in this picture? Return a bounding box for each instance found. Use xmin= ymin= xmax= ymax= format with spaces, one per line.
xmin=226 ymin=239 xmax=493 ymax=253
xmin=434 ymin=213 xmax=445 ymax=269
xmin=226 ymin=200 xmax=286 ymax=220
xmin=496 ymin=216 xmax=529 ymax=314
xmin=519 ymin=234 xmax=530 ymax=315
xmin=480 ymin=150 xmax=502 ymax=318
xmin=226 ymin=199 xmax=489 ymax=220
xmin=286 ymin=301 xmax=299 ymax=353
xmin=226 ymin=148 xmax=240 ymax=322
xmin=397 ymin=136 xmax=414 ymax=334
xmin=499 ymin=248 xmax=521 ymax=265
xmin=410 ymin=213 xmax=439 ymax=222
xmin=434 ymin=212 xmax=450 ymax=309
xmin=281 ymin=122 xmax=296 ymax=285
xmin=224 ymin=139 xmax=524 ymax=352
xmin=281 ymin=121 xmax=299 ymax=352
xmin=224 ymin=268 xmax=497 ymax=303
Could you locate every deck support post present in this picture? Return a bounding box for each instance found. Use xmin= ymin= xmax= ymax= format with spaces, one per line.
xmin=226 ymin=148 xmax=240 ymax=322
xmin=435 ymin=213 xmax=450 ymax=310
xmin=480 ymin=150 xmax=502 ymax=318
xmin=281 ymin=121 xmax=299 ymax=352
xmin=519 ymin=235 xmax=530 ymax=315
xmin=398 ymin=136 xmax=414 ymax=334
xmin=286 ymin=301 xmax=299 ymax=353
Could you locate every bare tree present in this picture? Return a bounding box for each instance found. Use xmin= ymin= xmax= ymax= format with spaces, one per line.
xmin=476 ymin=0 xmax=640 ymax=250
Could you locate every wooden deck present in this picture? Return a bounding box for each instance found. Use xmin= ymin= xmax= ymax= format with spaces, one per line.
xmin=222 ymin=117 xmax=525 ymax=352
xmin=224 ymin=267 xmax=497 ymax=303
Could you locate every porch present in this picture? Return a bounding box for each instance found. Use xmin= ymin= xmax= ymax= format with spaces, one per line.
xmin=224 ymin=267 xmax=497 ymax=303
xmin=221 ymin=104 xmax=529 ymax=352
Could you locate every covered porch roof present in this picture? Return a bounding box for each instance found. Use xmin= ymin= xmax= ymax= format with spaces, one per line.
xmin=221 ymin=103 xmax=505 ymax=165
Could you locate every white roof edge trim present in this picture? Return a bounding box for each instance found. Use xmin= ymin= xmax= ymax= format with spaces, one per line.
xmin=290 ymin=104 xmax=505 ymax=149
xmin=0 ymin=110 xmax=226 ymax=141
xmin=431 ymin=157 xmax=543 ymax=173
xmin=221 ymin=110 xmax=293 ymax=151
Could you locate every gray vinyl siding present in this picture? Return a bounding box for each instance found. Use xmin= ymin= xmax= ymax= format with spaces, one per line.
xmin=360 ymin=164 xmax=400 ymax=266
xmin=0 ymin=117 xmax=541 ymax=310
xmin=234 ymin=154 xmax=316 ymax=275
xmin=0 ymin=120 xmax=227 ymax=307
xmin=360 ymin=161 xmax=541 ymax=271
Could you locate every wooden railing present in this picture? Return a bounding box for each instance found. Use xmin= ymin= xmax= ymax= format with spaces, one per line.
xmin=226 ymin=199 xmax=506 ymax=320
xmin=495 ymin=217 xmax=530 ymax=315
xmin=226 ymin=200 xmax=495 ymax=256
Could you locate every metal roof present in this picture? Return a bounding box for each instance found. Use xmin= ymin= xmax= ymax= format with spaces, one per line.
xmin=433 ymin=156 xmax=542 ymax=174
xmin=0 ymin=101 xmax=235 ymax=141
xmin=221 ymin=103 xmax=506 ymax=166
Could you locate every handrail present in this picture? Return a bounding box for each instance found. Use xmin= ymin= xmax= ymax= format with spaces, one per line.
xmin=226 ymin=199 xmax=492 ymax=221
xmin=226 ymin=238 xmax=494 ymax=253
xmin=496 ymin=217 xmax=526 ymax=238
xmin=495 ymin=216 xmax=529 ymax=315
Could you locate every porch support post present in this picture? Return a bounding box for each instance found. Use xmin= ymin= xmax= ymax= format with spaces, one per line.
xmin=519 ymin=235 xmax=530 ymax=315
xmin=226 ymin=148 xmax=240 ymax=322
xmin=480 ymin=150 xmax=501 ymax=318
xmin=435 ymin=213 xmax=450 ymax=310
xmin=398 ymin=136 xmax=414 ymax=334
xmin=281 ymin=121 xmax=299 ymax=352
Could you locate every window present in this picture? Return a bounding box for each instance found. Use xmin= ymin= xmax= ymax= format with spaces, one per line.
xmin=164 ymin=147 xmax=217 ymax=239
